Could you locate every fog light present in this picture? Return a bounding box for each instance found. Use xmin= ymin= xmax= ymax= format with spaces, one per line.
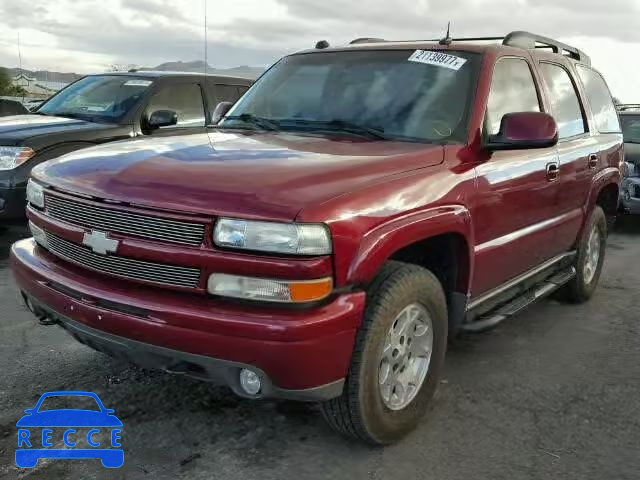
xmin=207 ymin=273 xmax=333 ymax=303
xmin=29 ymin=221 xmax=49 ymax=249
xmin=239 ymin=368 xmax=261 ymax=395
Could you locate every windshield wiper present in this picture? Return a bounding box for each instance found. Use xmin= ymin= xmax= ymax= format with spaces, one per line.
xmin=53 ymin=112 xmax=85 ymax=120
xmin=51 ymin=111 xmax=103 ymax=123
xmin=279 ymin=118 xmax=389 ymax=140
xmin=222 ymin=114 xmax=281 ymax=131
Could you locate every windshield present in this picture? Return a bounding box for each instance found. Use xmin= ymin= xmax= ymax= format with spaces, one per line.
xmin=220 ymin=50 xmax=480 ymax=143
xmin=621 ymin=114 xmax=640 ymax=144
xmin=38 ymin=75 xmax=153 ymax=123
xmin=37 ymin=395 xmax=101 ymax=412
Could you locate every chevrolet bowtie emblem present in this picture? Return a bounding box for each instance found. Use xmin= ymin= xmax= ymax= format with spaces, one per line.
xmin=82 ymin=230 xmax=119 ymax=255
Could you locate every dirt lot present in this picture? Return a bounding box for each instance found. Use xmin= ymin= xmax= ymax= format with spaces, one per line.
xmin=1 ymin=219 xmax=639 ymax=480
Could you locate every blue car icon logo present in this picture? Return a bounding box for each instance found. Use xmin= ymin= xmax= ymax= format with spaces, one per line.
xmin=16 ymin=391 xmax=123 ymax=469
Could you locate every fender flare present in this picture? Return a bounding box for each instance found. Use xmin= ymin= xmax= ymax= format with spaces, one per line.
xmin=584 ymin=167 xmax=620 ymax=230
xmin=346 ymin=205 xmax=475 ymax=291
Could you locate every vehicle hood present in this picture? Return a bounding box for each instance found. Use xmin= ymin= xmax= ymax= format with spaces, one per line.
xmin=33 ymin=131 xmax=444 ymax=221
xmin=16 ymin=410 xmax=123 ymax=427
xmin=0 ymin=114 xmax=113 ymax=144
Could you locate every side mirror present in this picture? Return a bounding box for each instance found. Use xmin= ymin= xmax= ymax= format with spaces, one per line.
xmin=485 ymin=112 xmax=558 ymax=151
xmin=211 ymin=101 xmax=234 ymax=124
xmin=147 ymin=109 xmax=178 ymax=129
xmin=24 ymin=409 xmax=34 ymax=414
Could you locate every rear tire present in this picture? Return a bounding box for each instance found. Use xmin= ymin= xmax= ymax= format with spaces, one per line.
xmin=559 ymin=206 xmax=607 ymax=303
xmin=321 ymin=261 xmax=447 ymax=445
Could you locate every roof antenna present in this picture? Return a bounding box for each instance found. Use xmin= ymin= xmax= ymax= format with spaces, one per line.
xmin=203 ymin=0 xmax=208 ymax=78
xmin=439 ymin=22 xmax=452 ymax=46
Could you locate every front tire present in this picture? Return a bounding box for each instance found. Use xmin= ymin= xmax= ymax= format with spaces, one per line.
xmin=321 ymin=261 xmax=448 ymax=445
xmin=560 ymin=206 xmax=607 ymax=303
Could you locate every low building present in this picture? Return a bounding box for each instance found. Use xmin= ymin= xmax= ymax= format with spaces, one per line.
xmin=12 ymin=73 xmax=64 ymax=99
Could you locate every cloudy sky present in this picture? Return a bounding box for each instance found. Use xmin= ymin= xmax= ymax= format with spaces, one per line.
xmin=0 ymin=0 xmax=638 ymax=100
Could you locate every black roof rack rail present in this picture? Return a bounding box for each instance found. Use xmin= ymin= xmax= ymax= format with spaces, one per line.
xmin=421 ymin=32 xmax=590 ymax=65
xmin=503 ymin=31 xmax=590 ymax=65
xmin=618 ymin=104 xmax=640 ymax=111
xmin=347 ymin=31 xmax=589 ymax=65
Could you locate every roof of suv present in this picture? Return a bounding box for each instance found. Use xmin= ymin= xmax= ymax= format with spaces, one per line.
xmin=302 ymin=30 xmax=591 ymax=66
xmin=618 ymin=105 xmax=640 ymax=116
xmin=86 ymin=71 xmax=254 ymax=84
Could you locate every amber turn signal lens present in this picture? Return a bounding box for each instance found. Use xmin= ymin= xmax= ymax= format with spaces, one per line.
xmin=288 ymin=278 xmax=333 ymax=303
xmin=207 ymin=274 xmax=333 ymax=303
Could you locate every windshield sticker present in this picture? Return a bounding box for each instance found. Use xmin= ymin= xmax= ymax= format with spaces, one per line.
xmin=86 ymin=105 xmax=110 ymax=112
xmin=408 ymin=50 xmax=467 ymax=71
xmin=123 ymin=80 xmax=152 ymax=87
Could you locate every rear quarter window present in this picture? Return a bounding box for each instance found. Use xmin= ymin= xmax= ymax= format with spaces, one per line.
xmin=576 ymin=66 xmax=621 ymax=133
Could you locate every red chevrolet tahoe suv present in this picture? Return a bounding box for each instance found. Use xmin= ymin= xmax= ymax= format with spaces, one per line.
xmin=11 ymin=31 xmax=622 ymax=445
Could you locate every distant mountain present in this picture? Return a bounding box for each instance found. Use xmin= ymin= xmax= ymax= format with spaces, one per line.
xmin=1 ymin=61 xmax=265 ymax=86
xmin=150 ymin=61 xmax=264 ymax=79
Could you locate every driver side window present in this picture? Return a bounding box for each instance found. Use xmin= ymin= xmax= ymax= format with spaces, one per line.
xmin=145 ymin=83 xmax=206 ymax=128
xmin=486 ymin=58 xmax=541 ymax=135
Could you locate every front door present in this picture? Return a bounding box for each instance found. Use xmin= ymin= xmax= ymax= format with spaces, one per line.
xmin=470 ymin=56 xmax=561 ymax=296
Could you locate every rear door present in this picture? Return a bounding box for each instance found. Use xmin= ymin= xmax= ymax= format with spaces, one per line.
xmin=471 ymin=56 xmax=562 ymax=296
xmin=575 ymin=65 xmax=623 ymax=206
xmin=536 ymin=60 xmax=594 ymax=252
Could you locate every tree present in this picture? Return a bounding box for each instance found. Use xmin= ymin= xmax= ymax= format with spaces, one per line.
xmin=0 ymin=67 xmax=27 ymax=96
xmin=0 ymin=67 xmax=13 ymax=94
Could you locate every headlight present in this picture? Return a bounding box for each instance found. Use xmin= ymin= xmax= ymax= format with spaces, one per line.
xmin=28 ymin=221 xmax=49 ymax=249
xmin=207 ymin=273 xmax=333 ymax=303
xmin=26 ymin=179 xmax=44 ymax=208
xmin=0 ymin=146 xmax=35 ymax=170
xmin=214 ymin=218 xmax=332 ymax=255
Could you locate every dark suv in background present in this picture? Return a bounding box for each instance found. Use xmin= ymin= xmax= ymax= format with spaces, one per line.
xmin=618 ymin=104 xmax=640 ymax=213
xmin=0 ymin=72 xmax=253 ymax=223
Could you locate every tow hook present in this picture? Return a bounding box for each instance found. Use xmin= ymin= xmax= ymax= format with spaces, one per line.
xmin=21 ymin=293 xmax=58 ymax=326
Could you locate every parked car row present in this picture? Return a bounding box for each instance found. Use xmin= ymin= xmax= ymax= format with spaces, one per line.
xmin=0 ymin=72 xmax=253 ymax=222
xmin=7 ymin=31 xmax=628 ymax=444
xmin=619 ymin=104 xmax=640 ymax=214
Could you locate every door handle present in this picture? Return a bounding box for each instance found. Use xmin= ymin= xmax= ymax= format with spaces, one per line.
xmin=546 ymin=162 xmax=560 ymax=182
xmin=588 ymin=153 xmax=599 ymax=169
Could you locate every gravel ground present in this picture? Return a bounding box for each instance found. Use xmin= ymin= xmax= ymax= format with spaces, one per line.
xmin=1 ymin=218 xmax=639 ymax=480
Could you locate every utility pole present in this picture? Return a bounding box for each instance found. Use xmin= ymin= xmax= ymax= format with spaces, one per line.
xmin=17 ymin=30 xmax=22 ymax=73
xmin=17 ymin=30 xmax=25 ymax=101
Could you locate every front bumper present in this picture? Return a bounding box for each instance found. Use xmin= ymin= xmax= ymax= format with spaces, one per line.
xmin=11 ymin=238 xmax=366 ymax=400
xmin=620 ymin=189 xmax=640 ymax=215
xmin=620 ymin=178 xmax=640 ymax=214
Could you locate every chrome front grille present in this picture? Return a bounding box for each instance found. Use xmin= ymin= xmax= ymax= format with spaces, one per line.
xmin=45 ymin=232 xmax=201 ymax=289
xmin=45 ymin=195 xmax=206 ymax=246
